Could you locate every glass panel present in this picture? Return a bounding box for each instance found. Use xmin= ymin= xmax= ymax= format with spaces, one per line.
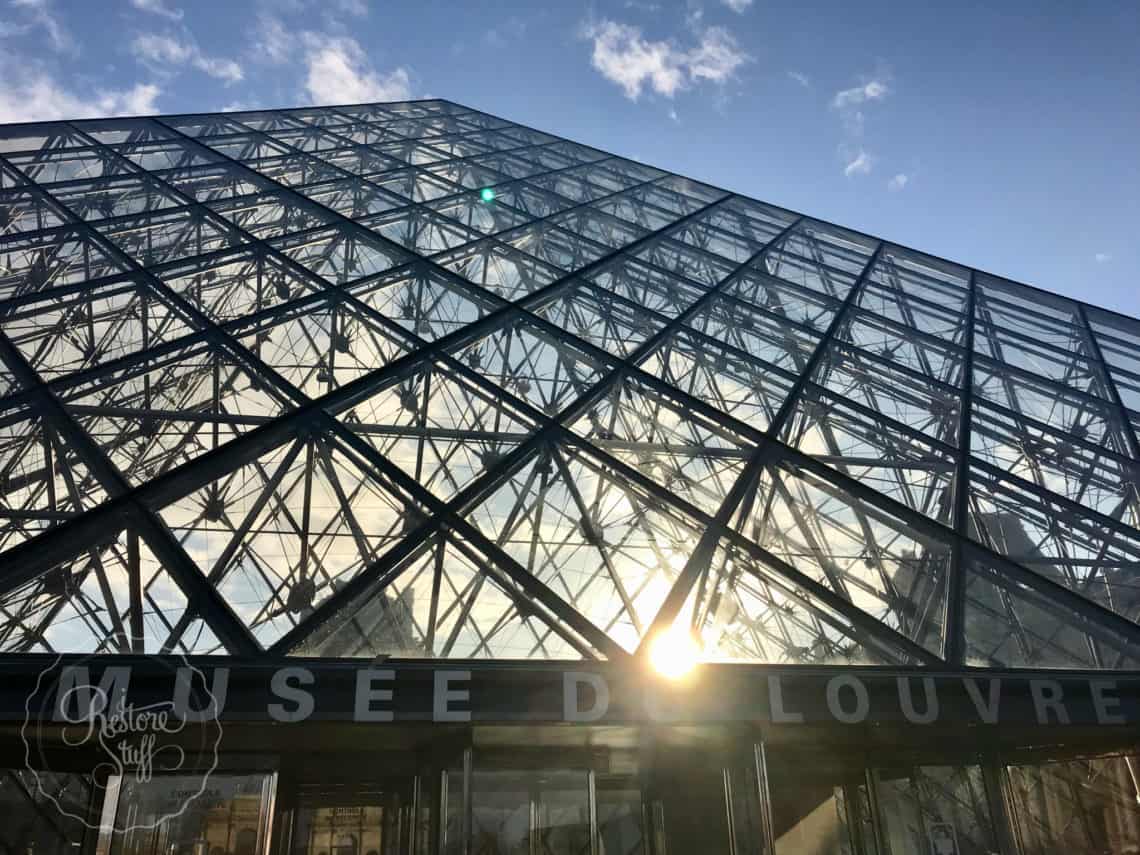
xmin=874 ymin=765 xmax=999 ymax=855
xmin=654 ymin=763 xmax=733 ymax=854
xmin=108 ymin=773 xmax=273 ymax=855
xmin=597 ymin=775 xmax=647 ymax=855
xmin=467 ymin=442 xmax=704 ymax=653
xmin=1006 ymin=754 xmax=1140 ymax=854
xmin=963 ymin=557 xmax=1140 ymax=669
xmin=765 ymin=749 xmax=862 ymax=855
xmin=291 ymin=533 xmax=598 ymax=660
xmin=292 ymin=784 xmax=411 ymax=855
xmin=0 ymin=523 xmax=219 ymax=654
xmin=0 ymin=769 xmax=95 ymax=855
xmin=443 ymin=767 xmax=593 ymax=855
xmin=732 ymin=460 xmax=952 ymax=655
xmin=672 ymin=537 xmax=914 ymax=665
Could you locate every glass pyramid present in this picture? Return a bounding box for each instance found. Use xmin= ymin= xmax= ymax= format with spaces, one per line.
xmin=1 ymin=98 xmax=1138 ymax=670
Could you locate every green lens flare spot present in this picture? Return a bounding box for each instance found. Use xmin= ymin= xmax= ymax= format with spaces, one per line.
xmin=480 ymin=187 xmax=496 ymax=203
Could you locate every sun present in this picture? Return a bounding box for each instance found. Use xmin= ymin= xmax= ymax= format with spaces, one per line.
xmin=647 ymin=626 xmax=702 ymax=680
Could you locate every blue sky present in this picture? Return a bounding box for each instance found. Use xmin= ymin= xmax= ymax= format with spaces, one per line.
xmin=2 ymin=0 xmax=1138 ymax=316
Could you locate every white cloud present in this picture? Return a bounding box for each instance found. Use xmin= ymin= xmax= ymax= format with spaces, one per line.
xmin=832 ymin=79 xmax=889 ymax=109
xmin=302 ymin=35 xmax=412 ymax=104
xmin=887 ymin=173 xmax=909 ymax=191
xmin=585 ymin=20 xmax=686 ymax=99
xmin=668 ymin=107 xmax=679 ymax=122
xmin=0 ymin=59 xmax=159 ymax=122
xmin=131 ymin=33 xmax=243 ymax=84
xmin=583 ymin=18 xmax=748 ymax=100
xmin=787 ymin=70 xmax=809 ymax=87
xmin=131 ymin=33 xmax=193 ymax=63
xmin=6 ymin=0 xmax=73 ymax=53
xmin=722 ymin=0 xmax=753 ymax=11
xmin=252 ymin=14 xmax=292 ymax=64
xmin=1095 ymin=253 xmax=1112 ymax=264
xmin=843 ymin=150 xmax=872 ymax=177
xmin=686 ymin=26 xmax=748 ymax=84
xmin=129 ymin=0 xmax=183 ymax=21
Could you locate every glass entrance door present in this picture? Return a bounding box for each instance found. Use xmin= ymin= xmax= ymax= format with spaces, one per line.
xmin=872 ymin=765 xmax=1001 ymax=855
xmin=290 ymin=784 xmax=412 ymax=855
xmin=102 ymin=773 xmax=276 ymax=855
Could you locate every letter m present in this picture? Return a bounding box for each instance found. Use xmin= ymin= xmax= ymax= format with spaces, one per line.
xmin=53 ymin=666 xmax=131 ymax=722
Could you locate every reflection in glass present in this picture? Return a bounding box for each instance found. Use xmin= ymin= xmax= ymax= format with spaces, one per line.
xmin=292 ymin=786 xmax=410 ymax=855
xmin=443 ymin=766 xmax=591 ymax=855
xmin=108 ymin=774 xmax=273 ymax=855
xmin=0 ymin=769 xmax=94 ymax=855
xmin=765 ymin=751 xmax=861 ymax=855
xmin=1006 ymin=754 xmax=1140 ymax=854
xmin=596 ymin=776 xmax=645 ymax=855
xmin=874 ymin=765 xmax=998 ymax=855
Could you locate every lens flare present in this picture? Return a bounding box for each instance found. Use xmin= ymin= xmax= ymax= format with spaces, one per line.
xmin=648 ymin=626 xmax=702 ymax=680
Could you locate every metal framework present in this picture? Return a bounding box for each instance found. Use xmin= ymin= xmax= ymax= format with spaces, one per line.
xmin=1 ymin=98 xmax=1139 ymax=670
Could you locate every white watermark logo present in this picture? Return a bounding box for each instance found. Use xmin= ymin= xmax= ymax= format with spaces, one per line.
xmin=21 ymin=653 xmax=223 ymax=832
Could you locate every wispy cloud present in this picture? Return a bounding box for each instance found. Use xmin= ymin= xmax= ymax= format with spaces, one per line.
xmin=131 ymin=33 xmax=243 ymax=84
xmin=831 ymin=71 xmax=891 ymax=178
xmin=129 ymin=0 xmax=183 ymax=21
xmin=251 ymin=14 xmax=292 ymax=64
xmin=1095 ymin=252 xmax=1112 ymax=264
xmin=722 ymin=0 xmax=753 ymax=12
xmin=843 ymin=150 xmax=872 ymax=177
xmin=887 ymin=173 xmax=909 ymax=191
xmin=301 ymin=34 xmax=411 ymax=104
xmin=686 ymin=27 xmax=748 ymax=84
xmin=582 ymin=18 xmax=749 ymax=100
xmin=787 ymin=70 xmax=810 ymax=88
xmin=832 ymin=79 xmax=889 ymax=109
xmin=4 ymin=0 xmax=74 ymax=54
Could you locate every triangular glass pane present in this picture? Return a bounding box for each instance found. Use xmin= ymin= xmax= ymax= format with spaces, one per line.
xmin=466 ymin=443 xmax=704 ymax=651
xmin=733 ymin=459 xmax=951 ymax=655
xmin=570 ymin=375 xmax=756 ymax=515
xmin=348 ymin=265 xmax=495 ymax=341
xmin=963 ymin=558 xmax=1140 ymax=669
xmin=234 ymin=296 xmax=409 ymax=398
xmin=336 ymin=360 xmax=539 ymax=500
xmin=0 ymin=525 xmax=223 ymax=654
xmin=60 ymin=341 xmax=293 ymax=483
xmin=781 ymin=382 xmax=957 ymax=522
xmin=531 ymin=282 xmax=664 ymax=358
xmin=668 ymin=538 xmax=915 ymax=665
xmin=291 ymin=533 xmax=597 ymax=660
xmin=0 ymin=403 xmax=107 ymax=555
xmin=1 ymin=277 xmax=196 ymax=379
xmin=161 ymin=250 xmax=322 ymax=323
xmin=158 ymin=431 xmax=424 ymax=648
xmin=636 ymin=327 xmax=794 ymax=432
xmin=453 ymin=317 xmax=608 ymax=416
xmin=968 ymin=466 xmax=1140 ymax=624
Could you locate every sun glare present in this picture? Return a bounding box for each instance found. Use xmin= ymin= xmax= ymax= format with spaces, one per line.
xmin=648 ymin=626 xmax=702 ymax=680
